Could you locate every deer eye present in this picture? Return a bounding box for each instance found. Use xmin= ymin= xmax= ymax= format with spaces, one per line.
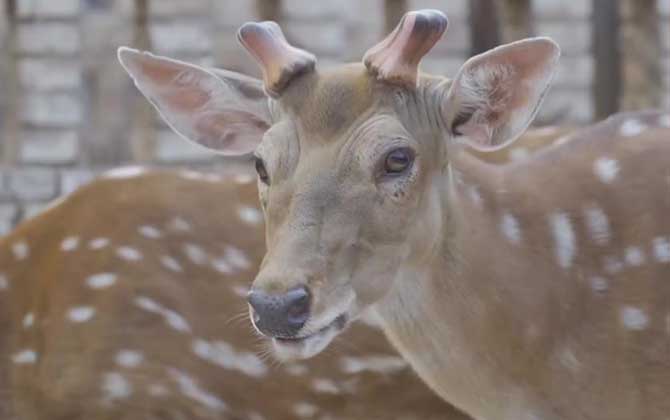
xmin=384 ymin=147 xmax=414 ymax=175
xmin=254 ymin=156 xmax=269 ymax=185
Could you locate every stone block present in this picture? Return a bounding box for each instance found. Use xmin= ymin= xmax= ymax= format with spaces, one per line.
xmin=212 ymin=2 xmax=257 ymax=27
xmin=283 ymin=0 xmax=343 ymax=20
xmin=421 ymin=57 xmax=467 ymax=78
xmin=284 ymin=20 xmax=347 ymax=56
xmin=660 ymin=0 xmax=670 ymax=15
xmin=20 ymin=129 xmax=79 ymax=164
xmin=22 ymin=202 xmax=49 ymax=220
xmin=536 ymin=21 xmax=590 ymax=55
xmin=0 ymin=203 xmax=18 ymax=236
xmin=155 ymin=130 xmax=216 ymax=163
xmin=19 ymin=58 xmax=82 ymax=91
xmin=150 ymin=22 xmax=213 ymax=55
xmin=61 ymin=168 xmax=96 ymax=195
xmin=20 ymin=92 xmax=82 ymax=127
xmin=16 ymin=23 xmax=80 ymax=55
xmin=17 ymin=0 xmax=81 ymax=18
xmin=536 ymin=88 xmax=594 ymax=124
xmin=553 ymin=56 xmax=593 ymax=87
xmin=534 ymin=0 xmax=591 ymax=19
xmin=7 ymin=168 xmax=58 ymax=201
xmin=408 ymin=0 xmax=468 ymax=19
xmin=148 ymin=0 xmax=212 ymax=18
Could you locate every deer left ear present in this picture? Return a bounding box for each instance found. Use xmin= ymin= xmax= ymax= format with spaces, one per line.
xmin=442 ymin=37 xmax=560 ymax=150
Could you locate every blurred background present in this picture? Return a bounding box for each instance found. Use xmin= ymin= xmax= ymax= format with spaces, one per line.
xmin=0 ymin=0 xmax=668 ymax=234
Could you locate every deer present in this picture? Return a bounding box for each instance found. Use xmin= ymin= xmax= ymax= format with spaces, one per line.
xmin=0 ymin=168 xmax=471 ymax=419
xmin=118 ymin=7 xmax=670 ymax=420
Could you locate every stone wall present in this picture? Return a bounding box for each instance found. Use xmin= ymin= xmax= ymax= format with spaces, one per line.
xmin=0 ymin=0 xmax=669 ymax=234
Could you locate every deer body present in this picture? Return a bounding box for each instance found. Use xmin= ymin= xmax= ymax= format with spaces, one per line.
xmin=378 ymin=112 xmax=670 ymax=420
xmin=0 ymin=169 xmax=463 ymax=420
xmin=118 ymin=8 xmax=670 ymax=420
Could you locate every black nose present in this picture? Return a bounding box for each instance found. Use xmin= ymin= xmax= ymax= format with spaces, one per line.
xmin=247 ymin=286 xmax=311 ymax=338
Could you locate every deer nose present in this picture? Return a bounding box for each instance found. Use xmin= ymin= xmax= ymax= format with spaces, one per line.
xmin=247 ymin=286 xmax=311 ymax=338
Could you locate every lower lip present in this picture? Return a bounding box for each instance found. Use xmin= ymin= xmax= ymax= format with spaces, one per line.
xmin=275 ymin=314 xmax=348 ymax=344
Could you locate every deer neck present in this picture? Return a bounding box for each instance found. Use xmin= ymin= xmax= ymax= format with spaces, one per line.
xmin=376 ymin=148 xmax=551 ymax=419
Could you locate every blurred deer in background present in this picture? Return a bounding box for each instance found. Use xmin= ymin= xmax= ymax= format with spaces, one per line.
xmin=119 ymin=6 xmax=670 ymax=420
xmin=1 ymin=168 xmax=471 ymax=419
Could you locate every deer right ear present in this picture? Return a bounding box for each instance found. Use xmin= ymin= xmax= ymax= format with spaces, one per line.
xmin=117 ymin=47 xmax=271 ymax=156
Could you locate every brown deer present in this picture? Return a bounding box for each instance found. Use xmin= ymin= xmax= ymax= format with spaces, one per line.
xmin=118 ymin=8 xmax=670 ymax=420
xmin=0 ymin=168 xmax=470 ymax=419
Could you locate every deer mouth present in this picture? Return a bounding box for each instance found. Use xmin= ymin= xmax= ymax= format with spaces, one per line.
xmin=272 ymin=314 xmax=348 ymax=360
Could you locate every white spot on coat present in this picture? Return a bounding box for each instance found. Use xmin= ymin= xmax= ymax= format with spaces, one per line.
xmin=116 ymin=246 xmax=143 ymax=261
xmin=238 ymin=206 xmax=263 ymax=225
xmin=12 ymin=349 xmax=37 ymax=364
xmin=293 ymin=402 xmax=318 ymax=418
xmin=160 ymin=255 xmax=183 ymax=273
xmin=134 ymin=296 xmax=191 ymax=333
xmin=312 ymin=378 xmax=340 ymax=394
xmin=652 ymin=237 xmax=670 ymax=263
xmin=0 ymin=273 xmax=8 ymax=290
xmin=549 ymin=212 xmax=576 ymax=269
xmin=148 ymin=383 xmax=170 ymax=397
xmin=60 ymin=236 xmax=79 ymax=251
xmin=603 ymin=255 xmax=624 ymax=274
xmin=102 ymin=372 xmax=133 ymax=402
xmin=211 ymin=258 xmax=233 ymax=274
xmin=102 ymin=166 xmax=147 ymax=179
xmin=223 ymin=246 xmax=251 ymax=270
xmin=285 ymin=364 xmax=309 ymax=376
xmin=138 ymin=225 xmax=162 ymax=239
xmin=624 ymin=246 xmax=645 ymax=267
xmin=170 ymin=217 xmax=191 ymax=232
xmin=22 ymin=312 xmax=34 ymax=328
xmin=620 ymin=306 xmax=649 ymax=330
xmin=593 ymin=157 xmax=619 ymax=184
xmin=500 ymin=213 xmax=522 ymax=244
xmin=68 ymin=306 xmax=96 ymax=323
xmin=183 ymin=243 xmax=208 ymax=265
xmin=583 ymin=206 xmax=611 ymax=246
xmin=192 ymin=338 xmax=267 ymax=378
xmin=340 ymin=356 xmax=407 ymax=374
xmin=167 ymin=368 xmax=227 ymax=411
xmin=115 ymin=350 xmax=144 ymax=368
xmin=659 ymin=114 xmax=670 ymax=128
xmin=86 ymin=273 xmax=117 ymax=289
xmin=589 ymin=276 xmax=608 ymax=293
xmin=619 ymin=119 xmax=646 ymax=137
xmin=12 ymin=241 xmax=29 ymax=260
xmin=88 ymin=237 xmax=110 ymax=250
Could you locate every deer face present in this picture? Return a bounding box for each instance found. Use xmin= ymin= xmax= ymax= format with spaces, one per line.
xmin=119 ymin=9 xmax=559 ymax=360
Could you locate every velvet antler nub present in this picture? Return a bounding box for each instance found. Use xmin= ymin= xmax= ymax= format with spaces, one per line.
xmin=363 ymin=9 xmax=448 ymax=87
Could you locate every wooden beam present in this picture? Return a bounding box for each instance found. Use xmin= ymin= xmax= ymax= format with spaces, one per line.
xmin=592 ymin=0 xmax=621 ymax=119
xmin=469 ymin=0 xmax=501 ymax=56
xmin=620 ymin=0 xmax=663 ymax=110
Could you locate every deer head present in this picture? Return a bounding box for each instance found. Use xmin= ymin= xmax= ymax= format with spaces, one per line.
xmin=118 ymin=9 xmax=560 ymax=361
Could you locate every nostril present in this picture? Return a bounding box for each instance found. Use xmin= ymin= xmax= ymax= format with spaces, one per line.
xmin=286 ymin=286 xmax=311 ymax=327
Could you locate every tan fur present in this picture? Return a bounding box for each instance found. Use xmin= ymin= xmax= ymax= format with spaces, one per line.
xmin=0 ymin=169 xmax=466 ymax=419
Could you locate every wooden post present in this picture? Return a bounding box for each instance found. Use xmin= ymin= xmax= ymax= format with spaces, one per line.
xmin=256 ymin=0 xmax=282 ymax=22
xmin=1 ymin=0 xmax=19 ymax=164
xmin=592 ymin=0 xmax=621 ymax=119
xmin=469 ymin=0 xmax=501 ymax=55
xmin=129 ymin=0 xmax=156 ymax=163
xmin=384 ymin=0 xmax=407 ymax=34
xmin=620 ymin=0 xmax=662 ymax=110
xmin=500 ymin=0 xmax=533 ymax=42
